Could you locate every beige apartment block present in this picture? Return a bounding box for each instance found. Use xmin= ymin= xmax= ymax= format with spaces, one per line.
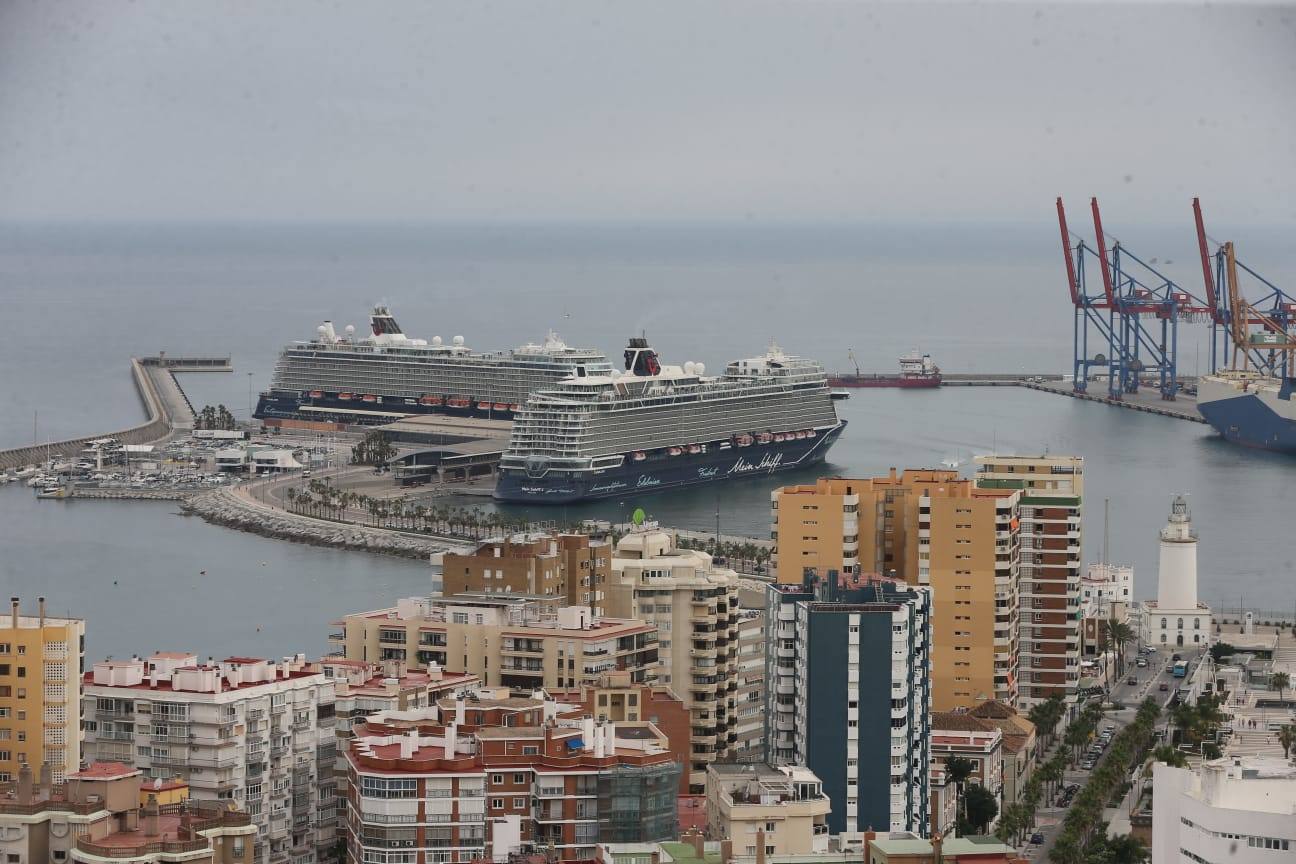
xmin=604 ymin=529 xmax=741 ymax=793
xmin=332 ymin=593 xmax=660 ymax=692
xmin=0 ymin=597 xmax=84 ymax=783
xmin=704 ymin=763 xmax=831 ymax=856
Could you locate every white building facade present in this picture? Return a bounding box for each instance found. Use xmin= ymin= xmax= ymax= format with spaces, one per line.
xmin=1142 ymin=496 xmax=1212 ymax=649
xmin=1152 ymin=758 xmax=1296 ymax=864
xmin=82 ymin=653 xmax=337 ymax=864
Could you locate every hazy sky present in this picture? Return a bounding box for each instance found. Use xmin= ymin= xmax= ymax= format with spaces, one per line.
xmin=1 ymin=1 xmax=1293 ymax=225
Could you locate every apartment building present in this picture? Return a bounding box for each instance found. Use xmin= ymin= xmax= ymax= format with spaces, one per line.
xmin=929 ymin=712 xmax=1003 ymax=836
xmin=918 ymin=483 xmax=1021 ymax=710
xmin=1 ymin=597 xmax=85 ymax=783
xmin=332 ymin=595 xmax=659 ymax=691
xmin=968 ymin=700 xmax=1036 ymax=806
xmin=705 ymin=763 xmax=830 ymax=856
xmin=766 ymin=572 xmax=931 ymax=839
xmin=548 ymin=673 xmax=692 ymax=795
xmin=604 ymin=529 xmax=741 ymax=793
xmin=772 ymin=473 xmax=1021 ymax=712
xmin=0 ymin=761 xmax=256 ymax=864
xmin=344 ymin=703 xmax=681 ymax=863
xmin=438 ymin=533 xmax=610 ymax=614
xmin=974 ymin=455 xmax=1082 ymax=713
xmin=81 ymin=653 xmax=337 ymax=864
xmin=734 ymin=611 xmax=766 ymax=764
xmin=1152 ymin=758 xmax=1296 ymax=864
xmin=770 ymin=470 xmax=962 ymax=585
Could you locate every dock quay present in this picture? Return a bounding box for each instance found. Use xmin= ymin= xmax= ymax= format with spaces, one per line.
xmin=0 ymin=354 xmax=230 ymax=471
xmin=1023 ymin=380 xmax=1206 ymax=423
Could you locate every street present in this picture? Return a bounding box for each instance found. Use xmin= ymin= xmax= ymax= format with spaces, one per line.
xmin=1022 ymin=643 xmax=1205 ymax=863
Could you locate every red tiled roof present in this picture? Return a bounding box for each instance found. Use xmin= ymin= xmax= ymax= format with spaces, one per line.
xmin=71 ymin=762 xmax=140 ymax=780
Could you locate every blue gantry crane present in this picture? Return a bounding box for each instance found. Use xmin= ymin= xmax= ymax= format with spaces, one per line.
xmin=1057 ymin=197 xmax=1218 ymax=400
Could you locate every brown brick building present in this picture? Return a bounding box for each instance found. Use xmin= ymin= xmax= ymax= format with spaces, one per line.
xmin=439 ymin=533 xmax=610 ymax=613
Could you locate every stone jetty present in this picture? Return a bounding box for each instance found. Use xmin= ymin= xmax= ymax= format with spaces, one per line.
xmin=181 ymin=487 xmax=465 ymax=560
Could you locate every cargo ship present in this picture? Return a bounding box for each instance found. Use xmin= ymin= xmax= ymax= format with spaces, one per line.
xmin=253 ymin=306 xmax=611 ymax=427
xmin=828 ymin=351 xmax=941 ymax=388
xmin=494 ymin=338 xmax=845 ymax=503
xmin=1195 ymin=371 xmax=1296 ymax=453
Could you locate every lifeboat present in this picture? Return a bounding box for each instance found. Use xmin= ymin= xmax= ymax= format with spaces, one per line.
xmin=756 ymin=432 xmax=773 ymax=445
xmin=509 ymin=403 xmax=522 ymax=412
xmin=735 ymin=434 xmax=753 ymax=447
xmin=477 ymin=401 xmax=492 ymax=411
xmin=668 ymin=446 xmax=684 ymax=457
xmin=773 ymin=433 xmax=785 ymax=443
xmin=308 ymin=390 xmax=324 ymax=399
xmin=447 ymin=397 xmax=470 ymax=409
xmin=338 ymin=393 xmax=354 ymax=401
xmin=494 ymin=402 xmax=510 ymax=412
xmin=419 ymin=395 xmax=442 ymax=406
xmin=806 ymin=429 xmax=817 ymax=438
xmin=687 ymin=444 xmax=702 ymax=455
xmin=795 ymin=431 xmax=807 ymax=440
xmin=632 ymin=451 xmax=647 ymax=462
xmin=361 ymin=394 xmax=377 ymax=403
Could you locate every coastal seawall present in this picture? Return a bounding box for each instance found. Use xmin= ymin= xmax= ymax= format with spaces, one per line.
xmin=180 ymin=486 xmax=463 ymax=560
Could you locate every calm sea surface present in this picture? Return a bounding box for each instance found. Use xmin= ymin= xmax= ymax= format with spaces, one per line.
xmin=1 ymin=222 xmax=1293 ymax=660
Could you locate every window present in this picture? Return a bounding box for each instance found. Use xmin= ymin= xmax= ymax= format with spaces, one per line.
xmin=16 ymin=667 xmax=24 ymax=678
xmin=491 ymin=774 xmax=504 ymax=785
xmin=490 ymin=798 xmax=504 ymax=810
xmin=512 ymin=773 xmax=526 ymax=784
xmin=1177 ymin=617 xmax=1184 ymax=629
xmin=1161 ymin=618 xmax=1167 ymax=628
xmin=512 ymin=797 xmax=527 ymax=808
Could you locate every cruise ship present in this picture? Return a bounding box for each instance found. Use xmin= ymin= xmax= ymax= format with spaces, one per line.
xmin=1196 ymin=371 xmax=1296 ymax=453
xmin=254 ymin=306 xmax=611 ymax=427
xmin=494 ymin=338 xmax=846 ymax=503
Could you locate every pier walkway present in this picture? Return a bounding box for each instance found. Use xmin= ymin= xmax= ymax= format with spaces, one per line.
xmin=1023 ymin=380 xmax=1206 ymax=423
xmin=0 ymin=355 xmax=230 ymax=471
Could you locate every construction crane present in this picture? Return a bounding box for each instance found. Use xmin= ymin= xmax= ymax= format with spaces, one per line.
xmin=1058 ymin=197 xmax=1216 ymax=400
xmin=847 ymin=348 xmax=861 ymax=377
xmin=1194 ymin=199 xmax=1296 ymax=378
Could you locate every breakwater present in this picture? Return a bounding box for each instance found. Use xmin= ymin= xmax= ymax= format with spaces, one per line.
xmin=180 ymin=486 xmax=464 ymax=560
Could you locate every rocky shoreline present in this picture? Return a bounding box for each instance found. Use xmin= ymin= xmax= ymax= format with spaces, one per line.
xmin=180 ymin=488 xmax=461 ymax=560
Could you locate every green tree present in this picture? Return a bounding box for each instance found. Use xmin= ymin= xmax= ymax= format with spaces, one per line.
xmin=1272 ymin=671 xmax=1290 ymax=702
xmin=945 ymin=755 xmax=976 ymax=834
xmin=960 ymin=783 xmax=998 ymax=835
xmin=351 ymin=429 xmax=396 ymax=466
xmin=1152 ymin=744 xmax=1187 ymax=768
xmin=1278 ymin=725 xmax=1295 ymax=761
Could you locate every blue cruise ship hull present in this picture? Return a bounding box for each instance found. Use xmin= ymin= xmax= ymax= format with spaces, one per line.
xmin=494 ymin=422 xmax=846 ymax=504
xmin=1196 ymin=389 xmax=1296 ymax=454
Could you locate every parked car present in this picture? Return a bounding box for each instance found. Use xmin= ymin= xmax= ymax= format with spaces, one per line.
xmin=1172 ymin=653 xmax=1182 ymax=661
xmin=1159 ymin=682 xmax=1170 ymax=692
xmin=1127 ymin=675 xmax=1139 ymax=685
xmin=1080 ymin=759 xmax=1096 ymax=770
xmin=1031 ymin=834 xmax=1045 ymax=845
xmin=1137 ymin=658 xmax=1148 ymax=667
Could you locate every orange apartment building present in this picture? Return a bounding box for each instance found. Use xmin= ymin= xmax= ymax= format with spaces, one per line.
xmin=772 ymin=471 xmax=1021 ymax=711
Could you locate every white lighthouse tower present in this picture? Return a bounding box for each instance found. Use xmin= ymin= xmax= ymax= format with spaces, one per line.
xmin=1143 ymin=495 xmax=1212 ymax=649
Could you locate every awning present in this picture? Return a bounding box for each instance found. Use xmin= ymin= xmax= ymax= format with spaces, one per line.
xmin=566 ymin=738 xmax=584 ymax=750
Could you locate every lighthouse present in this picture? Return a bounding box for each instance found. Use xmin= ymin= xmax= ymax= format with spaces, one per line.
xmin=1142 ymin=495 xmax=1212 ymax=649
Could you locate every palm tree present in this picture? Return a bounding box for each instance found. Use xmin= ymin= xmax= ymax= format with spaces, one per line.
xmin=1277 ymin=724 xmax=1295 ymax=761
xmin=1105 ymin=834 xmax=1149 ymax=864
xmin=1272 ymin=671 xmax=1290 ymax=702
xmin=1110 ymin=620 xmax=1135 ymax=676
xmin=1152 ymin=744 xmax=1187 ymax=768
xmin=944 ymin=755 xmax=976 ymax=835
